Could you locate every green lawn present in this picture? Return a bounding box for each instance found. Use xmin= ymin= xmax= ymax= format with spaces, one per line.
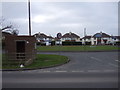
xmin=37 ymin=45 xmax=120 ymax=51
xmin=25 ymin=54 xmax=68 ymax=69
xmin=2 ymin=54 xmax=69 ymax=69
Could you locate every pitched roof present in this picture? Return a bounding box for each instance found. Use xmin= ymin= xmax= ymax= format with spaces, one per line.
xmin=54 ymin=37 xmax=60 ymax=41
xmin=112 ymin=36 xmax=120 ymax=40
xmin=47 ymin=36 xmax=54 ymax=39
xmin=34 ymin=32 xmax=54 ymax=39
xmin=34 ymin=33 xmax=48 ymax=38
xmin=62 ymin=32 xmax=80 ymax=38
xmin=82 ymin=36 xmax=92 ymax=39
xmin=93 ymin=32 xmax=111 ymax=38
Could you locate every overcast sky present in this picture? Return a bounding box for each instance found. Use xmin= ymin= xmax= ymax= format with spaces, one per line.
xmin=1 ymin=1 xmax=118 ymax=37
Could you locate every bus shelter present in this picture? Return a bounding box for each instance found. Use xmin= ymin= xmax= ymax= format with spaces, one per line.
xmin=5 ymin=35 xmax=36 ymax=66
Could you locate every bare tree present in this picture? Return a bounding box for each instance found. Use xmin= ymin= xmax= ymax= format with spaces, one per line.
xmin=0 ymin=17 xmax=19 ymax=35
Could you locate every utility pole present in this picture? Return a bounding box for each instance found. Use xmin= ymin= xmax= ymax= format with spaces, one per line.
xmin=28 ymin=0 xmax=31 ymax=36
xmin=84 ymin=28 xmax=86 ymax=51
xmin=84 ymin=28 xmax=86 ymax=45
xmin=84 ymin=28 xmax=86 ymax=37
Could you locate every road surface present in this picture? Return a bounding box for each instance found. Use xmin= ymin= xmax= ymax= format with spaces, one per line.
xmin=2 ymin=51 xmax=119 ymax=88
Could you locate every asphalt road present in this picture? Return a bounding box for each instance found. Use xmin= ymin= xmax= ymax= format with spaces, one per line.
xmin=2 ymin=51 xmax=119 ymax=88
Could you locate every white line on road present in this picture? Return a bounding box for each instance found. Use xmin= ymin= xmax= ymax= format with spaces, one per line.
xmin=55 ymin=68 xmax=60 ymax=69
xmin=115 ymin=60 xmax=120 ymax=62
xmin=103 ymin=70 xmax=117 ymax=72
xmin=43 ymin=71 xmax=51 ymax=72
xmin=26 ymin=71 xmax=33 ymax=73
xmin=90 ymin=57 xmax=101 ymax=62
xmin=108 ymin=63 xmax=118 ymax=68
xmin=21 ymin=71 xmax=26 ymax=73
xmin=6 ymin=72 xmax=11 ymax=73
xmin=55 ymin=71 xmax=67 ymax=72
xmin=71 ymin=70 xmax=84 ymax=72
xmin=88 ymin=70 xmax=101 ymax=72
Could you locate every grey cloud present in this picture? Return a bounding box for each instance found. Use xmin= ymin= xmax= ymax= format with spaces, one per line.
xmin=2 ymin=2 xmax=118 ymax=37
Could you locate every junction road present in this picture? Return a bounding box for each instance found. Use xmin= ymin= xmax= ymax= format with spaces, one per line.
xmin=2 ymin=51 xmax=119 ymax=88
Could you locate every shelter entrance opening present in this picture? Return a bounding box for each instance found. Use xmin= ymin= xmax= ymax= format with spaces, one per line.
xmin=16 ymin=41 xmax=25 ymax=59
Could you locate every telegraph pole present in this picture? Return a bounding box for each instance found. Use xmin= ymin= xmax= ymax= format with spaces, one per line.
xmin=84 ymin=28 xmax=86 ymax=51
xmin=28 ymin=0 xmax=31 ymax=36
xmin=84 ymin=28 xmax=86 ymax=37
xmin=84 ymin=28 xmax=86 ymax=45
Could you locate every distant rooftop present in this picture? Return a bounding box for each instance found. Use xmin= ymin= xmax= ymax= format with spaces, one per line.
xmin=62 ymin=32 xmax=80 ymax=38
xmin=93 ymin=32 xmax=111 ymax=38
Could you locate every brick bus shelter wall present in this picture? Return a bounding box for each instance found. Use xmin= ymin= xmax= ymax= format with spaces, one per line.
xmin=5 ymin=35 xmax=36 ymax=66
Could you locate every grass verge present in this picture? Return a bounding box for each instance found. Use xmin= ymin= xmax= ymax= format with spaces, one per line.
xmin=2 ymin=54 xmax=69 ymax=69
xmin=37 ymin=45 xmax=120 ymax=51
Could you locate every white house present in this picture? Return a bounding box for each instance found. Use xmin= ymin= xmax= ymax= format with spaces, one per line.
xmin=34 ymin=32 xmax=54 ymax=46
xmin=54 ymin=37 xmax=62 ymax=45
xmin=54 ymin=32 xmax=81 ymax=45
xmin=61 ymin=32 xmax=80 ymax=42
xmin=34 ymin=31 xmax=120 ymax=46
xmin=92 ymin=32 xmax=112 ymax=45
xmin=82 ymin=32 xmax=114 ymax=45
xmin=111 ymin=36 xmax=120 ymax=45
xmin=82 ymin=36 xmax=92 ymax=45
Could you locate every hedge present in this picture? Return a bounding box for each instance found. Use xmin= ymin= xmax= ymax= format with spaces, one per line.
xmin=115 ymin=41 xmax=120 ymax=46
xmin=85 ymin=42 xmax=91 ymax=45
xmin=62 ymin=41 xmax=82 ymax=45
xmin=36 ymin=42 xmax=46 ymax=46
xmin=51 ymin=41 xmax=55 ymax=46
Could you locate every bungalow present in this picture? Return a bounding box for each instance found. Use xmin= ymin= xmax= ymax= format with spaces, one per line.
xmin=34 ymin=32 xmax=54 ymax=46
xmin=59 ymin=32 xmax=82 ymax=45
xmin=54 ymin=37 xmax=62 ymax=45
xmin=54 ymin=32 xmax=81 ymax=45
xmin=61 ymin=32 xmax=80 ymax=42
xmin=46 ymin=36 xmax=54 ymax=45
xmin=92 ymin=32 xmax=111 ymax=45
xmin=81 ymin=32 xmax=114 ymax=45
xmin=82 ymin=36 xmax=92 ymax=45
xmin=111 ymin=36 xmax=120 ymax=45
